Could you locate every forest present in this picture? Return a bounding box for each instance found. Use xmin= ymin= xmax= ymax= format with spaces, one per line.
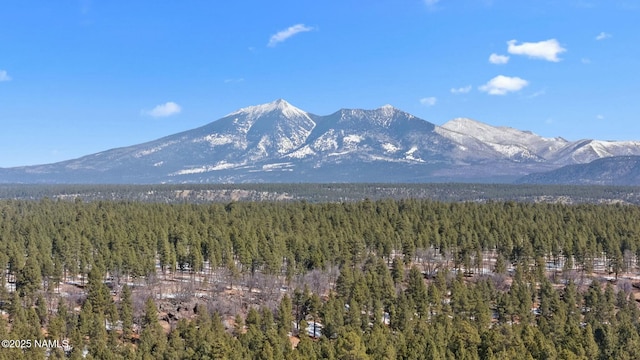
xmin=2 ymin=183 xmax=640 ymax=204
xmin=1 ymin=197 xmax=640 ymax=359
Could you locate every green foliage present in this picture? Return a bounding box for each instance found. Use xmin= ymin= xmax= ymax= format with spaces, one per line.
xmin=120 ymin=283 xmax=133 ymax=340
xmin=138 ymin=298 xmax=167 ymax=359
xmin=1 ymin=196 xmax=640 ymax=358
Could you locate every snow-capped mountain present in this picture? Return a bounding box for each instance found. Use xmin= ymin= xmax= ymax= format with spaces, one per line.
xmin=1 ymin=99 xmax=639 ymax=184
xmin=437 ymin=118 xmax=640 ymax=166
xmin=436 ymin=118 xmax=569 ymax=162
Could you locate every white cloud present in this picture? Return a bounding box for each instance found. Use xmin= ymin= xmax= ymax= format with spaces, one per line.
xmin=595 ymin=32 xmax=611 ymax=40
xmin=581 ymin=58 xmax=592 ymax=64
xmin=507 ymin=39 xmax=566 ymax=62
xmin=268 ymin=24 xmax=314 ymax=47
xmin=144 ymin=102 xmax=182 ymax=118
xmin=596 ymin=114 xmax=605 ymax=120
xmin=489 ymin=53 xmax=510 ymax=64
xmin=479 ymin=75 xmax=528 ymax=95
xmin=450 ymin=85 xmax=472 ymax=94
xmin=0 ymin=70 xmax=11 ymax=82
xmin=419 ymin=97 xmax=437 ymax=106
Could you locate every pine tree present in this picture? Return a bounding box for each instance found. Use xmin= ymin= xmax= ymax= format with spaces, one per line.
xmin=120 ymin=283 xmax=133 ymax=340
xmin=138 ymin=298 xmax=167 ymax=359
xmin=391 ymin=257 xmax=404 ymax=285
xmin=16 ymin=254 xmax=41 ymax=303
xmin=407 ymin=266 xmax=429 ymax=319
xmin=494 ymin=253 xmax=507 ymax=275
xmin=277 ymin=294 xmax=294 ymax=335
xmin=296 ymin=331 xmax=318 ymax=359
xmin=85 ymin=265 xmax=111 ymax=316
xmin=336 ymin=330 xmax=370 ymax=360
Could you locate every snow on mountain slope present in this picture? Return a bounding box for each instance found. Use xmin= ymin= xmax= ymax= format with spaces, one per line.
xmin=335 ymin=106 xmax=409 ymax=128
xmin=227 ymin=98 xmax=310 ymax=121
xmin=440 ymin=118 xmax=558 ymax=147
xmin=438 ymin=118 xmax=640 ymax=168
xmin=301 ymin=105 xmax=452 ymax=166
xmin=229 ymin=99 xmax=316 ymax=157
xmin=552 ymin=139 xmax=640 ymax=165
xmin=2 ymin=100 xmax=640 ymax=184
xmin=438 ymin=118 xmax=568 ymax=162
xmin=433 ymin=126 xmax=506 ymax=163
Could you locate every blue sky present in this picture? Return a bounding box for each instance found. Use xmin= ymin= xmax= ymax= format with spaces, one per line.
xmin=1 ymin=0 xmax=638 ymax=167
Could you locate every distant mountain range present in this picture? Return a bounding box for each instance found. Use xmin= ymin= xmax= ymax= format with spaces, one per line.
xmin=1 ymin=99 xmax=639 ymax=184
xmin=517 ymin=156 xmax=640 ymax=185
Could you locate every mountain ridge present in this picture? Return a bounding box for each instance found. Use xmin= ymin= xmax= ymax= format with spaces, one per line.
xmin=1 ymin=99 xmax=639 ymax=184
xmin=516 ymin=156 xmax=640 ymax=185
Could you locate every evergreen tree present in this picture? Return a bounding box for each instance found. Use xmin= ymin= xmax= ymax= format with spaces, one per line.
xmin=16 ymin=254 xmax=41 ymax=302
xmin=391 ymin=257 xmax=404 ymax=285
xmin=336 ymin=330 xmax=370 ymax=360
xmin=277 ymin=294 xmax=293 ymax=335
xmin=120 ymin=283 xmax=134 ymax=340
xmin=85 ymin=265 xmax=111 ymax=316
xmin=406 ymin=266 xmax=428 ymax=318
xmin=138 ymin=298 xmax=167 ymax=359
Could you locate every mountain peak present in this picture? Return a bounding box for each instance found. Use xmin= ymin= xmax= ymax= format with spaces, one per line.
xmin=228 ymin=99 xmax=308 ymax=120
xmin=442 ymin=117 xmax=537 ymax=138
xmin=335 ymin=104 xmax=410 ymax=128
xmin=4 ymin=100 xmax=640 ymax=184
xmin=378 ymin=104 xmax=397 ymax=116
xmin=442 ymin=117 xmax=491 ymax=129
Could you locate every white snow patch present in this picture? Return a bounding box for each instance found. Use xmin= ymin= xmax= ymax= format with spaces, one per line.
xmin=287 ymin=145 xmax=316 ymax=159
xmin=248 ymin=136 xmax=271 ymax=160
xmin=262 ymin=162 xmax=293 ymax=170
xmin=589 ymin=142 xmax=610 ymax=158
xmin=274 ymin=130 xmax=310 ymax=154
xmin=232 ymin=117 xmax=255 ymax=135
xmin=172 ymin=168 xmax=209 ymax=175
xmin=170 ymin=161 xmax=240 ymax=175
xmin=379 ymin=104 xmax=396 ymax=117
xmin=368 ymin=155 xmax=406 ymax=162
xmin=405 ymin=156 xmax=425 ymax=163
xmin=404 ymin=146 xmax=425 ymax=162
xmin=209 ymin=161 xmax=239 ymax=171
xmin=344 ymin=134 xmax=363 ymax=144
xmin=197 ymin=134 xmax=234 ymax=147
xmin=382 ymin=142 xmax=400 ymax=153
xmin=489 ymin=143 xmax=535 ymax=159
xmin=133 ymin=141 xmax=178 ymax=158
xmin=328 ymin=151 xmax=352 ymax=157
xmin=312 ymin=130 xmax=339 ymax=151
